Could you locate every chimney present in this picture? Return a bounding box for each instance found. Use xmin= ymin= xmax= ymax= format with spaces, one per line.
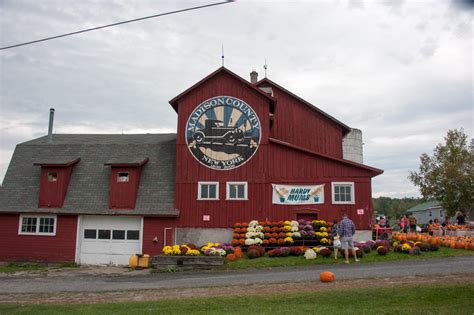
xmin=250 ymin=70 xmax=258 ymax=84
xmin=47 ymin=108 xmax=55 ymax=144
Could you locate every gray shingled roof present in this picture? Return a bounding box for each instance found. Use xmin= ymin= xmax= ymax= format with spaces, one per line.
xmin=0 ymin=134 xmax=178 ymax=216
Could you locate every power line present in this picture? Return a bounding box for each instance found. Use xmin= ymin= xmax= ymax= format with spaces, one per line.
xmin=1 ymin=1 xmax=234 ymax=50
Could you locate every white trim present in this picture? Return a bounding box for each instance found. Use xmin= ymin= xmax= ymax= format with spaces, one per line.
xmin=139 ymin=217 xmax=144 ymax=255
xmin=331 ymin=182 xmax=355 ymax=205
xmin=18 ymin=214 xmax=57 ymax=236
xmin=164 ymin=227 xmax=173 ymax=246
xmin=226 ymin=181 xmax=248 ymax=200
xmin=75 ymin=215 xmax=82 ymax=264
xmin=197 ymin=181 xmax=219 ymax=200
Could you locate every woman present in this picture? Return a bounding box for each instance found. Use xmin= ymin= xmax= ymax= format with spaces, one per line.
xmin=399 ymin=215 xmax=408 ymax=233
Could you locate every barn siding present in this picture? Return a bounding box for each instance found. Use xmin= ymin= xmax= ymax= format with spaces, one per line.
xmin=260 ymin=83 xmax=346 ymax=158
xmin=0 ymin=214 xmax=77 ymax=262
xmin=142 ymin=217 xmax=178 ymax=255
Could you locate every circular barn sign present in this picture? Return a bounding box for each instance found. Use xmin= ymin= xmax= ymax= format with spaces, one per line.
xmin=185 ymin=96 xmax=261 ymax=170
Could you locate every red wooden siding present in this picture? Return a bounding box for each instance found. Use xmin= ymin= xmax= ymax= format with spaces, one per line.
xmin=142 ymin=217 xmax=177 ymax=256
xmin=38 ymin=166 xmax=74 ymax=208
xmin=0 ymin=214 xmax=77 ymax=262
xmin=259 ymin=82 xmax=346 ymax=159
xmin=108 ymin=167 xmax=142 ymax=209
xmin=172 ymin=69 xmax=376 ymax=230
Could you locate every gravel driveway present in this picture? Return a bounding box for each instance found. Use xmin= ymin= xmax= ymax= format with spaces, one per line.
xmin=1 ymin=256 xmax=473 ymax=294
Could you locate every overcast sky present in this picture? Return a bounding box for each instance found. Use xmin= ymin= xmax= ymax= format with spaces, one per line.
xmin=0 ymin=0 xmax=472 ymax=198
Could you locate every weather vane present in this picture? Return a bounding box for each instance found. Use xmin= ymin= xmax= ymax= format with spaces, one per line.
xmin=222 ymin=44 xmax=225 ymax=67
xmin=264 ymin=58 xmax=268 ymax=77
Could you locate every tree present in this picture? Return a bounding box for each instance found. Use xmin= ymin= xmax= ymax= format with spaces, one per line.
xmin=409 ymin=129 xmax=473 ymax=217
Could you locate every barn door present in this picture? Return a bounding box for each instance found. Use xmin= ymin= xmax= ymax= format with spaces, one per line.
xmin=164 ymin=228 xmax=174 ymax=246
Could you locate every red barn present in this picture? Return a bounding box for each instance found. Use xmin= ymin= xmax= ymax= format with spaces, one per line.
xmin=0 ymin=67 xmax=382 ymax=264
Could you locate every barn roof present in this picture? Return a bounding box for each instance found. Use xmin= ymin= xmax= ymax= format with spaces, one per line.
xmin=0 ymin=134 xmax=178 ymax=216
xmin=169 ymin=67 xmax=275 ymax=112
xmin=256 ymin=78 xmax=352 ymax=134
xmin=269 ymin=138 xmax=383 ymax=176
xmin=408 ymin=200 xmax=441 ymax=212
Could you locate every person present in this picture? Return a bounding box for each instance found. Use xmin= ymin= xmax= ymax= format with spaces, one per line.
xmin=338 ymin=213 xmax=359 ymax=264
xmin=399 ymin=215 xmax=408 ymax=233
xmin=456 ymin=211 xmax=466 ymax=225
xmin=330 ymin=219 xmax=340 ymax=259
xmin=379 ymin=216 xmax=386 ymax=227
xmin=408 ymin=213 xmax=417 ymax=232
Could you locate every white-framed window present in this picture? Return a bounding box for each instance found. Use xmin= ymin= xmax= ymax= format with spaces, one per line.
xmin=332 ymin=182 xmax=355 ymax=204
xmin=226 ymin=182 xmax=248 ymax=200
xmin=117 ymin=172 xmax=129 ymax=182
xmin=18 ymin=214 xmax=57 ymax=236
xmin=47 ymin=172 xmax=58 ymax=182
xmin=198 ymin=182 xmax=219 ymax=200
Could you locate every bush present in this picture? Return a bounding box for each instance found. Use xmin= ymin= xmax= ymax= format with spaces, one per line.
xmin=226 ymin=254 xmax=236 ymax=262
xmin=247 ymin=245 xmax=265 ymax=256
xmin=319 ymin=248 xmax=332 ymax=257
xmin=377 ymin=246 xmax=388 ymax=256
xmin=289 ymin=247 xmax=305 ymax=256
xmin=430 ymin=244 xmax=439 ymax=251
xmin=247 ymin=248 xmax=260 ymax=259
xmin=419 ymin=242 xmax=431 ymax=252
xmin=409 ymin=247 xmax=422 ymax=255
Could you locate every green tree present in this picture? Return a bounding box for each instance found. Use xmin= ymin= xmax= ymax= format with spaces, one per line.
xmin=409 ymin=129 xmax=473 ymax=217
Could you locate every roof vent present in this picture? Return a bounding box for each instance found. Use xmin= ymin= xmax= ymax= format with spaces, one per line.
xmin=250 ymin=70 xmax=258 ymax=84
xmin=47 ymin=108 xmax=55 ymax=144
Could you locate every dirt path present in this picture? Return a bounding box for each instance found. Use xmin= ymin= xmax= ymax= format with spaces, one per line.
xmin=1 ymin=273 xmax=472 ymax=304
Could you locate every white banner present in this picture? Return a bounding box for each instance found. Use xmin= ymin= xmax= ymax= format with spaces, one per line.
xmin=272 ymin=184 xmax=325 ymax=205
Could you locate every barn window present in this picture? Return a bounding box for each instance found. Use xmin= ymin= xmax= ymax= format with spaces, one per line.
xmin=117 ymin=172 xmax=129 ymax=182
xmin=98 ymin=229 xmax=111 ymax=239
xmin=84 ymin=229 xmax=97 ymax=239
xmin=48 ymin=172 xmax=58 ymax=182
xmin=226 ymin=182 xmax=248 ymax=200
xmin=127 ymin=230 xmax=140 ymax=240
xmin=112 ymin=230 xmax=126 ymax=240
xmin=18 ymin=215 xmax=57 ymax=236
xmin=198 ymin=182 xmax=219 ymax=200
xmin=331 ymin=182 xmax=355 ymax=204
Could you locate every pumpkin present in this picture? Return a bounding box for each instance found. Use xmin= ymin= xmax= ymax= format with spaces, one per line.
xmin=226 ymin=253 xmax=236 ymax=262
xmin=320 ymin=271 xmax=335 ymax=283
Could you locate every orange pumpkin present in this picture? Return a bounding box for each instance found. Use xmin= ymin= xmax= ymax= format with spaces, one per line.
xmin=226 ymin=254 xmax=236 ymax=262
xmin=320 ymin=271 xmax=335 ymax=283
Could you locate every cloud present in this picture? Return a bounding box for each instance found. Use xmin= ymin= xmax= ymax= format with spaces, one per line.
xmin=0 ymin=0 xmax=471 ymax=198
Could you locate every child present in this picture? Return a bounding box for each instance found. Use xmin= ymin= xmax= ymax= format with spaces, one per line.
xmin=333 ymin=235 xmax=341 ymax=259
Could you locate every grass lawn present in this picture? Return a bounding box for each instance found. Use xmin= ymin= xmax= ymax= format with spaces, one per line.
xmin=1 ymin=283 xmax=473 ymax=314
xmin=0 ymin=262 xmax=79 ymax=273
xmin=223 ymin=247 xmax=474 ymax=270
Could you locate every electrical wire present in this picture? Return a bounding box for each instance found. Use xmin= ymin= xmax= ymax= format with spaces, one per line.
xmin=1 ymin=1 xmax=234 ymax=50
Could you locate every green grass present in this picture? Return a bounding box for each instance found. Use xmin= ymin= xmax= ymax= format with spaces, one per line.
xmin=223 ymin=247 xmax=474 ymax=270
xmin=0 ymin=263 xmax=47 ymax=273
xmin=1 ymin=283 xmax=472 ymax=314
xmin=0 ymin=262 xmax=80 ymax=273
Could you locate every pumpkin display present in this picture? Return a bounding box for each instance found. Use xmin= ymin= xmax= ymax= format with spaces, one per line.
xmin=320 ymin=271 xmax=335 ymax=283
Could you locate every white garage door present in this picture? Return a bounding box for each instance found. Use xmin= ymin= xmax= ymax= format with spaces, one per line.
xmin=78 ymin=216 xmax=142 ymax=265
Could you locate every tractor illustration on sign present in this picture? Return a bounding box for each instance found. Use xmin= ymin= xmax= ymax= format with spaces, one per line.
xmin=193 ymin=120 xmax=245 ymax=145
